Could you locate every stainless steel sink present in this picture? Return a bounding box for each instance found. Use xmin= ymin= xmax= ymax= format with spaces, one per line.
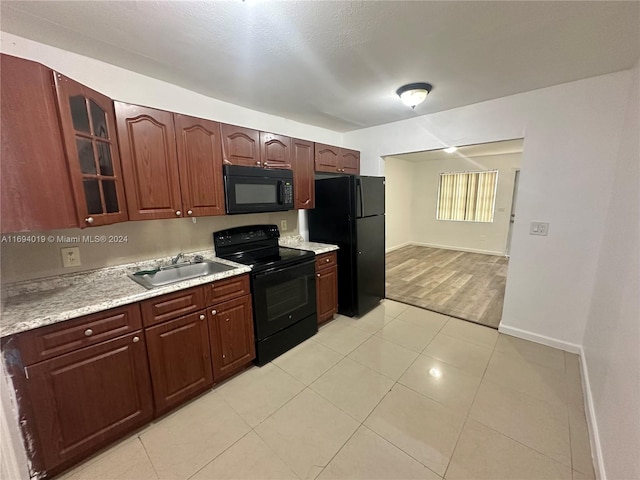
xmin=128 ymin=260 xmax=235 ymax=289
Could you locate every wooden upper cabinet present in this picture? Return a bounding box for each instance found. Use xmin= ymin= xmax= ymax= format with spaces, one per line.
xmin=292 ymin=139 xmax=315 ymax=209
xmin=0 ymin=54 xmax=78 ymax=233
xmin=55 ymin=74 xmax=128 ymax=227
xmin=260 ymin=132 xmax=291 ymax=169
xmin=340 ymin=148 xmax=360 ymax=175
xmin=315 ymin=143 xmax=360 ymax=175
xmin=115 ymin=103 xmax=183 ymax=220
xmin=221 ymin=124 xmax=261 ymax=167
xmin=174 ymin=114 xmax=225 ymax=217
xmin=315 ymin=143 xmax=340 ymax=173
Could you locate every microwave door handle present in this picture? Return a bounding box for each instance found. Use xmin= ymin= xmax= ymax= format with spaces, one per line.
xmin=357 ymin=179 xmax=365 ymax=218
xmin=277 ymin=180 xmax=284 ymax=205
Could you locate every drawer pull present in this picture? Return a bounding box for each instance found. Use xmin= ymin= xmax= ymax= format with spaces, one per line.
xmin=133 ymin=336 xmax=140 ymax=343
xmin=326 ymin=258 xmax=330 ymax=263
xmin=199 ymin=314 xmax=205 ymax=320
xmin=84 ymin=328 xmax=93 ymax=337
xmin=317 ymin=273 xmax=321 ymax=277
xmin=211 ymin=309 xmax=217 ymax=315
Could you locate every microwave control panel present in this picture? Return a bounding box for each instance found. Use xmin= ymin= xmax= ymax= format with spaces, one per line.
xmin=283 ymin=182 xmax=293 ymax=204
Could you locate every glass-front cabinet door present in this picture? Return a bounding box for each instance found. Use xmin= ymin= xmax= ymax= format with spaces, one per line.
xmin=54 ymin=73 xmax=128 ymax=227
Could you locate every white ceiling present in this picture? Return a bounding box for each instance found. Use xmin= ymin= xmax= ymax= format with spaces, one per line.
xmin=387 ymin=138 xmax=524 ymax=163
xmin=1 ymin=1 xmax=638 ymax=132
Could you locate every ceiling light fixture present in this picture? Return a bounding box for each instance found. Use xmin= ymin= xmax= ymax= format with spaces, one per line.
xmin=396 ymin=82 xmax=433 ymax=109
xmin=443 ymin=146 xmax=458 ymax=153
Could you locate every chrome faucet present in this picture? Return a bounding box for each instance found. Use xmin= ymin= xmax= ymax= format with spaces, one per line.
xmin=170 ymin=252 xmax=185 ymax=265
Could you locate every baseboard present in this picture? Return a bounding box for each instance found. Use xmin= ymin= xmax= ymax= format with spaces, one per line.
xmin=410 ymin=241 xmax=505 ymax=257
xmin=385 ymin=242 xmax=412 ymax=253
xmin=498 ymin=324 xmax=604 ymax=479
xmin=578 ymin=346 xmax=606 ymax=480
xmin=497 ymin=324 xmax=582 ymax=353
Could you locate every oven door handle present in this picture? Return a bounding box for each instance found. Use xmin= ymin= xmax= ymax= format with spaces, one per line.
xmin=253 ymin=259 xmax=315 ymax=279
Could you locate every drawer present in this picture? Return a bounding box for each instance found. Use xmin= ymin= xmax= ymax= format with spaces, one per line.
xmin=203 ymin=274 xmax=250 ymax=306
xmin=141 ymin=287 xmax=204 ymax=327
xmin=315 ymin=252 xmax=337 ymax=271
xmin=9 ymin=304 xmax=142 ymax=366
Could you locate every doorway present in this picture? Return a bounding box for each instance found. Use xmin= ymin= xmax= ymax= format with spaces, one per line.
xmin=383 ymin=139 xmax=523 ymax=329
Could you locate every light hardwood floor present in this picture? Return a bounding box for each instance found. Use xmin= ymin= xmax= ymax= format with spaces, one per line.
xmin=386 ymin=245 xmax=508 ymax=329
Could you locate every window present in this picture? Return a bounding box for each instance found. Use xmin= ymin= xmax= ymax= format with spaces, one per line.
xmin=436 ymin=170 xmax=498 ymax=222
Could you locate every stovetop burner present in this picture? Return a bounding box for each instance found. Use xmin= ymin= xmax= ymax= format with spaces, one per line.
xmin=213 ymin=225 xmax=314 ymax=273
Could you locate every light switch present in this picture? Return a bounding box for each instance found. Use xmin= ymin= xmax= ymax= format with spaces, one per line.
xmin=530 ymin=222 xmax=549 ymax=236
xmin=280 ymin=220 xmax=287 ymax=231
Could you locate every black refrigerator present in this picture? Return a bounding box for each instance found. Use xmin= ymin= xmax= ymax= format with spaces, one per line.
xmin=308 ymin=175 xmax=385 ymax=317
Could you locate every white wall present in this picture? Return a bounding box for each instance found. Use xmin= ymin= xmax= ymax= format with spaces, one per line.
xmin=402 ymin=153 xmax=520 ymax=255
xmin=581 ymin=62 xmax=639 ymax=480
xmin=344 ymin=70 xmax=631 ymax=348
xmin=0 ymin=32 xmax=343 ymax=146
xmin=0 ymin=211 xmax=299 ymax=283
xmin=384 ymin=157 xmax=414 ymax=251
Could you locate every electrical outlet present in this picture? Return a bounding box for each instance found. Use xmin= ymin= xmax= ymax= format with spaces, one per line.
xmin=280 ymin=220 xmax=287 ymax=231
xmin=529 ymin=222 xmax=550 ymax=236
xmin=61 ymin=247 xmax=81 ymax=267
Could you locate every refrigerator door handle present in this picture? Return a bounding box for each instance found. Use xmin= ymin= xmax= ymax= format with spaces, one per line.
xmin=357 ymin=180 xmax=365 ymax=218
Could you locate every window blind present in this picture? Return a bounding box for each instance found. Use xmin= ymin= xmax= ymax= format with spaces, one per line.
xmin=436 ymin=170 xmax=498 ymax=222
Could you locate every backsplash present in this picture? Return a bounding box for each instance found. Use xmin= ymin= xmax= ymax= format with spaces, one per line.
xmin=0 ymin=211 xmax=298 ymax=283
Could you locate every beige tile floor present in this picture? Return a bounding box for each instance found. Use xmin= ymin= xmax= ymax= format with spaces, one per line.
xmin=59 ymin=300 xmax=595 ymax=480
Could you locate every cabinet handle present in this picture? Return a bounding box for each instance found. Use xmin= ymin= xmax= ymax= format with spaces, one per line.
xmin=84 ymin=328 xmax=93 ymax=336
xmin=211 ymin=309 xmax=217 ymax=315
xmin=133 ymin=336 xmax=140 ymax=343
xmin=175 ymin=210 xmax=181 ymax=216
xmin=317 ymin=273 xmax=321 ymax=277
xmin=199 ymin=314 xmax=205 ymax=320
xmin=225 ymin=318 xmax=230 ymax=322
xmin=222 ymin=354 xmax=226 ymax=359
xmin=326 ymin=258 xmax=330 ymax=263
xmin=187 ymin=210 xmax=193 ymax=215
xmin=256 ymin=161 xmax=261 ymax=166
xmin=85 ymin=217 xmax=94 ymax=224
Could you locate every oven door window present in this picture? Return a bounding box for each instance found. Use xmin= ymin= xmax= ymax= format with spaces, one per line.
xmin=252 ymin=261 xmax=316 ymax=340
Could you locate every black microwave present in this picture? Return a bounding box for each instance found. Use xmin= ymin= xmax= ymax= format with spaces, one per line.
xmin=223 ymin=165 xmax=294 ymax=214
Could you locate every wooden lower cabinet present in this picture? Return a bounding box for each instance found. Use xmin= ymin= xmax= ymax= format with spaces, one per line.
xmin=316 ymin=252 xmax=338 ymax=325
xmin=23 ymin=332 xmax=153 ymax=473
xmin=144 ymin=311 xmax=213 ymax=415
xmin=208 ymin=295 xmax=255 ymax=381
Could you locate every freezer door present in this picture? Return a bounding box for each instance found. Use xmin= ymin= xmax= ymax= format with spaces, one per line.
xmin=356 ymin=176 xmax=385 ymax=218
xmin=356 ymin=214 xmax=385 ymax=316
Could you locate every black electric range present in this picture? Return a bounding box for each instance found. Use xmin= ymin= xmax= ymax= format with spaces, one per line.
xmin=213 ymin=225 xmax=318 ymax=365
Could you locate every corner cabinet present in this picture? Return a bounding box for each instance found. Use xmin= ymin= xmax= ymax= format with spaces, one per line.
xmin=315 ymin=252 xmax=338 ymax=324
xmin=115 ymin=103 xmax=183 ymax=220
xmin=0 ymin=54 xmax=78 ymax=233
xmin=55 ymin=74 xmax=129 ymax=227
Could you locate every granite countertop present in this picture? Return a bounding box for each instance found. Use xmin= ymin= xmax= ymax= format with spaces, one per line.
xmin=0 ymin=237 xmax=339 ymax=338
xmin=278 ymin=236 xmax=339 ymax=255
xmin=0 ymin=250 xmax=250 ymax=338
